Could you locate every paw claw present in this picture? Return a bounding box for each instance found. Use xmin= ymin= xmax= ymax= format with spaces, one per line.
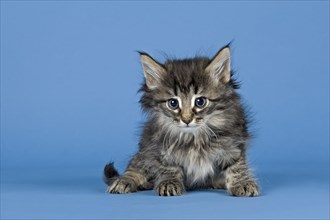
xmin=228 ymin=181 xmax=259 ymax=197
xmin=155 ymin=180 xmax=184 ymax=196
xmin=107 ymin=178 xmax=137 ymax=194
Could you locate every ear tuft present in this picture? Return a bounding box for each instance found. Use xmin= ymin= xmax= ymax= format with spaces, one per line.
xmin=205 ymin=46 xmax=231 ymax=83
xmin=139 ymin=52 xmax=165 ymax=89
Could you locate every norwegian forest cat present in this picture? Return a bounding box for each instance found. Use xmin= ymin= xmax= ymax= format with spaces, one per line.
xmin=104 ymin=45 xmax=259 ymax=197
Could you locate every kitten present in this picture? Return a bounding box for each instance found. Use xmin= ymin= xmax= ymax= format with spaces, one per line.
xmin=104 ymin=45 xmax=259 ymax=197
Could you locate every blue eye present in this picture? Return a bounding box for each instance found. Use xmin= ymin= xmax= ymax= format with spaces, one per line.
xmin=195 ymin=97 xmax=207 ymax=108
xmin=168 ymin=98 xmax=179 ymax=110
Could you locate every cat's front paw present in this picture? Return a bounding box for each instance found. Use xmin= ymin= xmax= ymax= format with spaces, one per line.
xmin=107 ymin=177 xmax=137 ymax=194
xmin=155 ymin=180 xmax=184 ymax=196
xmin=228 ymin=181 xmax=259 ymax=197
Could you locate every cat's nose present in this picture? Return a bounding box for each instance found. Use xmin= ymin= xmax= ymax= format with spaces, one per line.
xmin=181 ymin=118 xmax=192 ymax=125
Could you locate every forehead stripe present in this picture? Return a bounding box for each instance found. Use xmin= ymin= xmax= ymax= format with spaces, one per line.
xmin=174 ymin=80 xmax=178 ymax=96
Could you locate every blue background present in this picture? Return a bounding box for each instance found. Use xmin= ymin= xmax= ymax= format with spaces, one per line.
xmin=1 ymin=1 xmax=329 ymax=219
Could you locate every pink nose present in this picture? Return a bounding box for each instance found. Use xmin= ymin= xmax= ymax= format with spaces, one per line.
xmin=181 ymin=118 xmax=192 ymax=125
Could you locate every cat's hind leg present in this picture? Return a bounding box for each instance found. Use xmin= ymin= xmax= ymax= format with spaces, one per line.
xmin=209 ymin=172 xmax=226 ymax=189
xmin=104 ymin=163 xmax=151 ymax=194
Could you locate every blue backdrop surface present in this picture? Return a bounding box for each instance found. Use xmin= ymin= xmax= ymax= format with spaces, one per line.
xmin=1 ymin=1 xmax=329 ymax=219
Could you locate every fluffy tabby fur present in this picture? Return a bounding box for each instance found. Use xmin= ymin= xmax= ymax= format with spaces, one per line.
xmin=104 ymin=45 xmax=259 ymax=197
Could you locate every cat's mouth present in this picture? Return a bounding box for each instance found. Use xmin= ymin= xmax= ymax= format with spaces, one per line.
xmin=178 ymin=124 xmax=200 ymax=133
xmin=175 ymin=119 xmax=201 ymax=133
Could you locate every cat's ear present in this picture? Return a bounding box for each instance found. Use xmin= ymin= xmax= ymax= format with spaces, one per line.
xmin=205 ymin=46 xmax=231 ymax=83
xmin=139 ymin=52 xmax=165 ymax=89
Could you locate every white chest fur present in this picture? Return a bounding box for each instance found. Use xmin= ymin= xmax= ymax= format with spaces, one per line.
xmin=164 ymin=143 xmax=242 ymax=186
xmin=164 ymin=146 xmax=217 ymax=185
xmin=182 ymin=148 xmax=215 ymax=184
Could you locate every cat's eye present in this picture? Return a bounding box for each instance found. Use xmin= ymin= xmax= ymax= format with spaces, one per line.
xmin=195 ymin=97 xmax=207 ymax=108
xmin=168 ymin=98 xmax=179 ymax=110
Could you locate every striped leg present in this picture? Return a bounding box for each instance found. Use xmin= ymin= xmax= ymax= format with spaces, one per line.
xmin=225 ymin=157 xmax=259 ymax=197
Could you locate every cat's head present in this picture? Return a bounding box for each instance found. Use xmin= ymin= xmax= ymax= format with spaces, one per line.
xmin=139 ymin=45 xmax=240 ymax=135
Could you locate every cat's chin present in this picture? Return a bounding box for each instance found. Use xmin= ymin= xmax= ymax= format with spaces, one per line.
xmin=178 ymin=126 xmax=199 ymax=133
